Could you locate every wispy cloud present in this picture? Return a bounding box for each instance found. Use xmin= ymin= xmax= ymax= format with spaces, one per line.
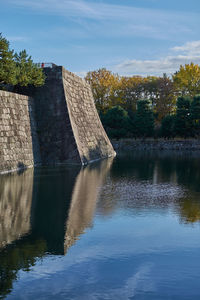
xmin=113 ymin=41 xmax=200 ymax=76
xmin=172 ymin=40 xmax=200 ymax=55
xmin=98 ymin=263 xmax=155 ymax=299
xmin=3 ymin=0 xmax=200 ymax=77
xmin=3 ymin=0 xmax=196 ymax=40
xmin=73 ymin=51 xmax=200 ymax=78
xmin=7 ymin=36 xmax=29 ymax=42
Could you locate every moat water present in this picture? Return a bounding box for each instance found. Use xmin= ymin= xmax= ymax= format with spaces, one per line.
xmin=1 ymin=151 xmax=200 ymax=299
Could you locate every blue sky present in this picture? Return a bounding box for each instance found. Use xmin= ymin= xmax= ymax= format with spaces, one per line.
xmin=1 ymin=0 xmax=200 ymax=77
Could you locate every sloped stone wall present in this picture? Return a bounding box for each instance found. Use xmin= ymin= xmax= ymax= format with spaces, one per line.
xmin=34 ymin=66 xmax=115 ymax=166
xmin=33 ymin=67 xmax=81 ymax=165
xmin=0 ymin=66 xmax=115 ymax=173
xmin=0 ymin=91 xmax=40 ymax=173
xmin=62 ymin=68 xmax=115 ymax=164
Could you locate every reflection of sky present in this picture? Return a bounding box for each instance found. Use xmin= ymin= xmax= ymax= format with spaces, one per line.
xmin=7 ymin=212 xmax=200 ymax=300
xmin=4 ymin=154 xmax=200 ymax=300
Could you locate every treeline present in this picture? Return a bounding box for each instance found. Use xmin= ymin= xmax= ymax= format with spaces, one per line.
xmin=85 ymin=66 xmax=200 ymax=139
xmin=0 ymin=33 xmax=45 ymax=92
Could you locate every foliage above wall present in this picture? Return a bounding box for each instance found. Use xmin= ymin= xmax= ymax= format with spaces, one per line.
xmin=0 ymin=33 xmax=45 ymax=89
xmin=85 ymin=64 xmax=200 ymax=122
xmin=86 ymin=64 xmax=200 ymax=139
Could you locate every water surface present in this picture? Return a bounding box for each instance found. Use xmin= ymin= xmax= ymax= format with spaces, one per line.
xmin=1 ymin=151 xmax=200 ymax=299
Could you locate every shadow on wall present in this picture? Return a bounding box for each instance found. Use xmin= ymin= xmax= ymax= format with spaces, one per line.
xmin=17 ymin=162 xmax=27 ymax=174
xmin=81 ymin=138 xmax=116 ymax=165
xmin=0 ymin=158 xmax=113 ymax=299
xmin=28 ymin=97 xmax=42 ymax=167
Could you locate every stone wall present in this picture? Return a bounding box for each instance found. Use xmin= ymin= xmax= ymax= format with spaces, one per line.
xmin=0 ymin=66 xmax=115 ymax=173
xmin=33 ymin=67 xmax=81 ymax=165
xmin=62 ymin=68 xmax=115 ymax=164
xmin=112 ymin=139 xmax=200 ymax=152
xmin=34 ymin=66 xmax=115 ymax=166
xmin=0 ymin=91 xmax=41 ymax=173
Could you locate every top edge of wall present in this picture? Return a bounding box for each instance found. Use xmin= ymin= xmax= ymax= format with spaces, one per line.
xmin=0 ymin=90 xmax=30 ymax=99
xmin=44 ymin=65 xmax=89 ymax=87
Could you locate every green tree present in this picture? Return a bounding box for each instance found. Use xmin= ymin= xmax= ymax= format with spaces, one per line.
xmin=174 ymin=96 xmax=192 ymax=137
xmin=0 ymin=33 xmax=16 ymax=86
xmin=135 ymin=100 xmax=154 ymax=137
xmin=161 ymin=115 xmax=175 ymax=138
xmin=190 ymin=95 xmax=200 ymax=137
xmin=102 ymin=106 xmax=131 ymax=139
xmin=14 ymin=50 xmax=45 ymax=87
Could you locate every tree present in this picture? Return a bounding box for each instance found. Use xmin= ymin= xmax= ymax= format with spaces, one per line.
xmin=174 ymin=96 xmax=192 ymax=137
xmin=118 ymin=76 xmax=145 ymax=113
xmin=190 ymin=95 xmax=200 ymax=136
xmin=85 ymin=68 xmax=120 ymax=113
xmin=144 ymin=74 xmax=176 ymax=123
xmin=135 ymin=100 xmax=154 ymax=137
xmin=154 ymin=74 xmax=176 ymax=122
xmin=14 ymin=50 xmax=45 ymax=87
xmin=0 ymin=33 xmax=16 ymax=86
xmin=102 ymin=106 xmax=131 ymax=139
xmin=161 ymin=115 xmax=175 ymax=138
xmin=173 ymin=63 xmax=200 ymax=97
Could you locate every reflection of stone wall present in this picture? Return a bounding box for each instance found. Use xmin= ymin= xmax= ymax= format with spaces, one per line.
xmin=0 ymin=169 xmax=34 ymax=248
xmin=0 ymin=91 xmax=40 ymax=173
xmin=64 ymin=159 xmax=113 ymax=252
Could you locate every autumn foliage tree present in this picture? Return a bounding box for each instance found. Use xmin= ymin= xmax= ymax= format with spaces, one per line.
xmin=118 ymin=76 xmax=145 ymax=113
xmin=85 ymin=68 xmax=121 ymax=113
xmin=173 ymin=63 xmax=200 ymax=97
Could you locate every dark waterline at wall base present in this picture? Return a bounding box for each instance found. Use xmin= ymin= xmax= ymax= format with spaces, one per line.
xmin=112 ymin=138 xmax=200 ymax=152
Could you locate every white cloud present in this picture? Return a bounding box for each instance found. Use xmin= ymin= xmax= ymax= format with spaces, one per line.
xmin=113 ymin=47 xmax=200 ymax=76
xmin=172 ymin=40 xmax=200 ymax=55
xmin=74 ymin=52 xmax=200 ymax=78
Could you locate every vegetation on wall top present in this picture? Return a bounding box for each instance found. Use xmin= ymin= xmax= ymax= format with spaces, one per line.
xmin=0 ymin=33 xmax=45 ymax=91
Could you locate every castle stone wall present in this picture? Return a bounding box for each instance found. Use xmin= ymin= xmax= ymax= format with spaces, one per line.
xmin=62 ymin=68 xmax=115 ymax=164
xmin=0 ymin=66 xmax=115 ymax=173
xmin=0 ymin=91 xmax=41 ymax=173
xmin=34 ymin=66 xmax=115 ymax=166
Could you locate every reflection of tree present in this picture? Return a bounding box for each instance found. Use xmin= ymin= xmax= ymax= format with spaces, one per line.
xmin=178 ymin=197 xmax=200 ymax=224
xmin=0 ymin=238 xmax=47 ymax=299
xmin=112 ymin=151 xmax=200 ymax=191
xmin=102 ymin=151 xmax=200 ymax=224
